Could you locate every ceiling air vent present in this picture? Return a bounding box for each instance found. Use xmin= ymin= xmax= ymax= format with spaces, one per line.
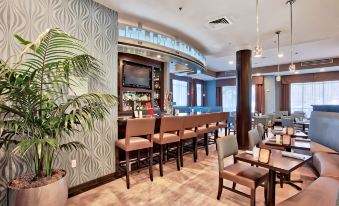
xmin=301 ymin=58 xmax=333 ymax=67
xmin=206 ymin=16 xmax=232 ymax=30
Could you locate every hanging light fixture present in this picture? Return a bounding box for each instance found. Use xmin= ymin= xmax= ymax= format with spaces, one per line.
xmin=276 ymin=31 xmax=282 ymax=82
xmin=287 ymin=0 xmax=296 ymax=71
xmin=254 ymin=0 xmax=262 ymax=58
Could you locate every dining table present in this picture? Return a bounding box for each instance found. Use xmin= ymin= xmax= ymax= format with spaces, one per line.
xmin=235 ymin=150 xmax=312 ymax=206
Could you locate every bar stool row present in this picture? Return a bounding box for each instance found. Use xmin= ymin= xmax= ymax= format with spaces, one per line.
xmin=115 ymin=112 xmax=229 ymax=189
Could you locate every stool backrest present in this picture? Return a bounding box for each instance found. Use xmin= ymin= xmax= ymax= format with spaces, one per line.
xmin=183 ymin=115 xmax=200 ymax=130
xmin=159 ymin=116 xmax=183 ymax=136
xmin=126 ymin=118 xmax=156 ymax=139
xmin=219 ymin=112 xmax=229 ymax=122
xmin=216 ymin=135 xmax=238 ymax=171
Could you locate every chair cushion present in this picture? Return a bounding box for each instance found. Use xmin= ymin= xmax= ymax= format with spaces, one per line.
xmin=220 ymin=163 xmax=268 ymax=189
xmin=197 ymin=125 xmax=209 ymax=134
xmin=208 ymin=123 xmax=218 ymax=131
xmin=182 ymin=130 xmax=197 ymax=140
xmin=115 ymin=137 xmax=152 ymax=152
xmin=218 ymin=122 xmax=227 ymax=128
xmin=153 ymin=133 xmax=180 ymax=144
xmin=277 ymin=177 xmax=339 ymax=206
xmin=312 ymin=152 xmax=339 ymax=178
xmin=310 ymin=141 xmax=337 ymax=153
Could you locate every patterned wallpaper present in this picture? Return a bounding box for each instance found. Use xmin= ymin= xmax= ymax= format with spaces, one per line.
xmin=0 ymin=0 xmax=118 ymax=205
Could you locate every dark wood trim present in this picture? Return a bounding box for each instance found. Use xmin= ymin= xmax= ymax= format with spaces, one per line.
xmin=216 ymin=76 xmax=263 ymax=87
xmin=281 ymin=71 xmax=339 ymax=84
xmin=68 ymin=172 xmax=120 ymax=198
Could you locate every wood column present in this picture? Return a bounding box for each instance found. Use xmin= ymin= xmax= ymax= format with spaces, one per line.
xmin=236 ymin=49 xmax=252 ymax=149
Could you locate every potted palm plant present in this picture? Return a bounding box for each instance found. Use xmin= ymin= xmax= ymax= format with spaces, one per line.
xmin=0 ymin=28 xmax=117 ymax=206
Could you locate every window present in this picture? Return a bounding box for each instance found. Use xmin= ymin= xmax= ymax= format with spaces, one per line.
xmin=222 ymin=85 xmax=256 ymax=112
xmin=290 ymin=81 xmax=339 ymax=117
xmin=172 ymin=79 xmax=188 ymax=106
xmin=196 ymin=83 xmax=202 ymax=106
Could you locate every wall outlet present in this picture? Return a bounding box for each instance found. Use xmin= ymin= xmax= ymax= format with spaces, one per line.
xmin=71 ymin=160 xmax=76 ymax=168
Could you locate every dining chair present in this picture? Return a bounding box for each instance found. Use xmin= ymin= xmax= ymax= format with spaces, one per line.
xmin=248 ymin=128 xmax=262 ymax=150
xmin=256 ymin=123 xmax=265 ymax=140
xmin=281 ymin=116 xmax=294 ymax=127
xmin=216 ymin=135 xmax=268 ymax=206
xmin=180 ymin=115 xmax=199 ymax=166
xmin=227 ymin=116 xmax=236 ymax=135
xmin=153 ymin=116 xmax=182 ymax=176
xmin=115 ymin=118 xmax=155 ymax=189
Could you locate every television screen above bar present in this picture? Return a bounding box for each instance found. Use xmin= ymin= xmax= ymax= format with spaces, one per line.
xmin=122 ymin=63 xmax=152 ymax=89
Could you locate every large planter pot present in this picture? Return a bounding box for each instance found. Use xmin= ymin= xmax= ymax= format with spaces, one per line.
xmin=8 ymin=170 xmax=68 ymax=206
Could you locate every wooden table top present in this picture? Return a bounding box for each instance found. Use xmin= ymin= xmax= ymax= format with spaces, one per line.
xmin=272 ymin=130 xmax=308 ymax=138
xmin=264 ymin=138 xmax=311 ymax=151
xmin=235 ymin=150 xmax=312 ymax=174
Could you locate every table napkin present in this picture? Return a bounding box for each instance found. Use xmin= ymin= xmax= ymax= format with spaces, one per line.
xmin=281 ymin=151 xmax=309 ymax=160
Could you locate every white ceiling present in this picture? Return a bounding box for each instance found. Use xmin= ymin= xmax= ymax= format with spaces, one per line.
xmin=96 ymin=0 xmax=339 ymax=72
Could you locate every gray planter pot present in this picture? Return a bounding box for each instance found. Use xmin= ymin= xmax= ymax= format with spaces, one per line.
xmin=7 ymin=170 xmax=68 ymax=206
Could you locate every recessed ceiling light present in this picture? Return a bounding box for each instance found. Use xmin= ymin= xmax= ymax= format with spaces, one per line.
xmin=277 ymin=53 xmax=284 ymax=58
xmin=156 ymin=55 xmax=161 ymax=59
xmin=185 ymin=63 xmax=188 ymax=66
xmin=228 ymin=60 xmax=234 ymax=65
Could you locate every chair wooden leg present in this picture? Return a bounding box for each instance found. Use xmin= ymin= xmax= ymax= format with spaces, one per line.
xmin=264 ymin=182 xmax=268 ymax=203
xmin=180 ymin=140 xmax=184 ymax=167
xmin=149 ymin=147 xmax=153 ymax=181
xmin=159 ymin=144 xmax=164 ymax=177
xmin=232 ymin=182 xmax=236 ymax=189
xmin=193 ymin=137 xmax=197 ymax=162
xmin=125 ymin=151 xmax=130 ymax=189
xmin=204 ymin=133 xmax=209 ymax=156
xmin=250 ymin=189 xmax=256 ymax=206
xmin=115 ymin=147 xmax=120 ymax=174
xmin=280 ymin=174 xmax=284 ymax=188
xmin=176 ymin=142 xmax=180 ymax=171
xmin=137 ymin=150 xmax=140 ymax=169
xmin=217 ymin=177 xmax=223 ymax=200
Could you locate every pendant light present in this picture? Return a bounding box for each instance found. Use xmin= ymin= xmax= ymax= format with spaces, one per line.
xmin=287 ymin=0 xmax=296 ymax=71
xmin=276 ymin=31 xmax=282 ymax=82
xmin=254 ymin=0 xmax=263 ymax=58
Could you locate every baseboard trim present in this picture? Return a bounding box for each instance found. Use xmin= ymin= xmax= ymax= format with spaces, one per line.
xmin=68 ymin=172 xmax=122 ymax=198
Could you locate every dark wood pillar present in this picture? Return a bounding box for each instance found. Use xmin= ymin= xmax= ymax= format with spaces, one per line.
xmin=236 ymin=49 xmax=252 ymax=149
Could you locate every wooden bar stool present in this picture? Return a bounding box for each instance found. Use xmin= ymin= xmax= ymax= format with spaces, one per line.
xmin=180 ymin=115 xmax=199 ymax=166
xmin=153 ymin=116 xmax=183 ymax=176
xmin=115 ymin=118 xmax=155 ymax=189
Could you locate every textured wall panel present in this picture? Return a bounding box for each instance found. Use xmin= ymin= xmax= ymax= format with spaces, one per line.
xmin=0 ymin=0 xmax=118 ymax=205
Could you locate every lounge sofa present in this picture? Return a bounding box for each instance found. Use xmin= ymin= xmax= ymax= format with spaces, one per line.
xmin=278 ymin=111 xmax=339 ymax=206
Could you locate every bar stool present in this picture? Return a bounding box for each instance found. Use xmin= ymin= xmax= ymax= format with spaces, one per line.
xmin=153 ymin=116 xmax=182 ymax=176
xmin=115 ymin=118 xmax=155 ymax=189
xmin=218 ymin=112 xmax=229 ymax=136
xmin=196 ymin=114 xmax=212 ymax=156
xmin=181 ymin=115 xmax=199 ymax=166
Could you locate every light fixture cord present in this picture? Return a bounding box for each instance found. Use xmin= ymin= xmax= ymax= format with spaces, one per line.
xmin=256 ymin=0 xmax=260 ymax=48
xmin=290 ymin=1 xmax=293 ymax=65
xmin=278 ymin=32 xmax=280 ymax=73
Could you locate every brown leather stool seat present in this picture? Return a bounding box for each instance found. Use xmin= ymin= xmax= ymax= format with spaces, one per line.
xmin=116 ymin=137 xmax=152 ymax=152
xmin=182 ymin=130 xmax=197 ymax=139
xmin=153 ymin=133 xmax=180 ymax=144
xmin=220 ymin=163 xmax=268 ymax=189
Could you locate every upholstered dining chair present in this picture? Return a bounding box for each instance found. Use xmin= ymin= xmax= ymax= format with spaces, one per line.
xmin=227 ymin=116 xmax=236 ymax=135
xmin=216 ymin=135 xmax=268 ymax=206
xmin=256 ymin=123 xmax=265 ymax=140
xmin=153 ymin=116 xmax=183 ymax=176
xmin=248 ymin=128 xmax=262 ymax=150
xmin=281 ymin=116 xmax=294 ymax=127
xmin=115 ymin=118 xmax=155 ymax=189
xmin=180 ymin=115 xmax=199 ymax=166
